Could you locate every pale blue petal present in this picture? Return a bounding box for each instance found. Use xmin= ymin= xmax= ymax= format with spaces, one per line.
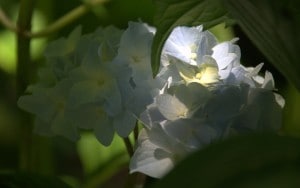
xmin=66 ymin=103 xmax=105 ymax=130
xmin=117 ymin=22 xmax=153 ymax=81
xmin=202 ymin=86 xmax=243 ymax=132
xmin=18 ymin=92 xmax=57 ymax=122
xmin=157 ymin=64 xmax=183 ymax=84
xmin=51 ymin=109 xmax=80 ymax=141
xmin=93 ymin=115 xmax=114 ymax=146
xmin=68 ymin=81 xmax=105 ymax=108
xmin=152 ymin=124 xmax=190 ymax=157
xmin=219 ymin=69 xmax=231 ymax=80
xmin=102 ymin=79 xmax=122 ymax=116
xmin=113 ymin=110 xmax=136 ymax=137
xmin=167 ymin=83 xmax=210 ymax=113
xmin=162 ymin=119 xmax=217 ymax=149
xmin=18 ymin=79 xmax=72 ymax=122
xmin=140 ymin=103 xmax=165 ymax=129
xmin=196 ymin=31 xmax=218 ymax=64
xmin=212 ymin=41 xmax=240 ymax=69
xmin=127 ymin=85 xmax=154 ymax=116
xmin=163 ymin=26 xmax=207 ymax=65
xmin=232 ymin=88 xmax=282 ymax=132
xmin=230 ymin=66 xmax=255 ymax=86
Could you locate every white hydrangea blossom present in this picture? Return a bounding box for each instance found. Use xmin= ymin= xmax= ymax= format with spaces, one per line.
xmin=159 ymin=26 xmax=231 ymax=86
xmin=17 ymin=21 xmax=285 ymax=178
xmin=130 ymin=25 xmax=285 ymax=178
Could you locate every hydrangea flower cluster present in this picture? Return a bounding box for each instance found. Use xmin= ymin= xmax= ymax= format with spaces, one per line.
xmin=18 ymin=22 xmax=157 ymax=146
xmin=129 ymin=25 xmax=285 ymax=178
xmin=18 ymin=22 xmax=284 ymax=178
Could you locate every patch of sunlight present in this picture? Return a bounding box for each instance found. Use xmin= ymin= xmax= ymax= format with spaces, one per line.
xmin=31 ymin=9 xmax=47 ymax=61
xmin=283 ymin=84 xmax=300 ymax=137
xmin=0 ymin=7 xmax=47 ymax=74
xmin=0 ymin=31 xmax=15 ymax=74
xmin=77 ymin=132 xmax=130 ymax=175
xmin=209 ymin=23 xmax=235 ymax=42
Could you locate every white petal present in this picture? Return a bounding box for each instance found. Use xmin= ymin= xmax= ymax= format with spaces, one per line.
xmin=139 ymin=103 xmax=165 ymax=129
xmin=212 ymin=41 xmax=241 ymax=69
xmin=275 ymin=93 xmax=285 ymax=108
xmin=247 ymin=63 xmax=264 ymax=77
xmin=163 ymin=26 xmax=208 ymax=65
xmin=156 ymin=94 xmax=188 ymax=120
xmin=261 ymin=71 xmax=275 ymax=89
xmin=129 ymin=129 xmax=174 ymax=178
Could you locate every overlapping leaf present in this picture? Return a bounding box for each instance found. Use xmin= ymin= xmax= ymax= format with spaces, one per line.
xmin=152 ymin=134 xmax=300 ymax=188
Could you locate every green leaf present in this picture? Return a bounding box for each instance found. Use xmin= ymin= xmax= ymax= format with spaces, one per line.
xmin=151 ymin=134 xmax=300 ymax=188
xmin=151 ymin=0 xmax=229 ymax=76
xmin=0 ymin=172 xmax=71 ymax=188
xmin=224 ymin=0 xmax=300 ymax=90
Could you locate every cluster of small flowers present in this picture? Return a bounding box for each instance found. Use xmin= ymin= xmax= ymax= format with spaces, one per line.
xmin=129 ymin=25 xmax=285 ymax=178
xmin=18 ymin=22 xmax=159 ymax=146
xmin=18 ymin=22 xmax=284 ymax=178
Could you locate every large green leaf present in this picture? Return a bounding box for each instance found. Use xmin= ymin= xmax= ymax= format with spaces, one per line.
xmin=151 ymin=0 xmax=229 ymax=76
xmin=224 ymin=0 xmax=300 ymax=90
xmin=151 ymin=134 xmax=300 ymax=188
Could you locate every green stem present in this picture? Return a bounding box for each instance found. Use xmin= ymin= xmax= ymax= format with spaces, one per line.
xmin=0 ymin=7 xmax=18 ymax=32
xmin=1 ymin=0 xmax=108 ymax=38
xmin=123 ymin=128 xmax=147 ymax=188
xmin=134 ymin=121 xmax=139 ymax=141
xmin=26 ymin=0 xmax=109 ymax=38
xmin=134 ymin=172 xmax=147 ymax=188
xmin=125 ymin=172 xmax=147 ymax=188
xmin=16 ymin=0 xmax=36 ymax=171
xmin=123 ymin=137 xmax=134 ymax=157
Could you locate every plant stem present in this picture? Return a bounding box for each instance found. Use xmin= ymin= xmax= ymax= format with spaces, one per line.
xmin=0 ymin=7 xmax=18 ymax=32
xmin=26 ymin=0 xmax=109 ymax=38
xmin=134 ymin=172 xmax=147 ymax=188
xmin=16 ymin=0 xmax=36 ymax=171
xmin=123 ymin=137 xmax=134 ymax=157
xmin=134 ymin=121 xmax=139 ymax=141
xmin=123 ymin=130 xmax=147 ymax=188
xmin=1 ymin=0 xmax=108 ymax=38
xmin=125 ymin=172 xmax=147 ymax=188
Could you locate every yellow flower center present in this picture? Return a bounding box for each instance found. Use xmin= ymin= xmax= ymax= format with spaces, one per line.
xmin=179 ymin=62 xmax=219 ymax=86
